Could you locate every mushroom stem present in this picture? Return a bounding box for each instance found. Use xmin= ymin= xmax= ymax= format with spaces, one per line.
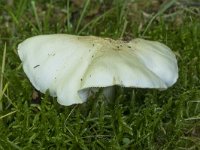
xmin=103 ymin=86 xmax=115 ymax=101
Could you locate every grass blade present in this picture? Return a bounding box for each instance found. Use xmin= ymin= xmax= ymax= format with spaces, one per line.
xmin=78 ymin=8 xmax=114 ymax=35
xmin=0 ymin=43 xmax=7 ymax=111
xmin=142 ymin=0 xmax=177 ymax=36
xmin=75 ymin=0 xmax=90 ymax=34
xmin=31 ymin=1 xmax=42 ymax=32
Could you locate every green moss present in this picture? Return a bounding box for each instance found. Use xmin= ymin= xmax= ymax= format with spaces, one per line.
xmin=0 ymin=0 xmax=200 ymax=149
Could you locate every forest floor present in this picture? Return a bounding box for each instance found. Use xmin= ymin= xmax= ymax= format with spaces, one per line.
xmin=0 ymin=0 xmax=200 ymax=149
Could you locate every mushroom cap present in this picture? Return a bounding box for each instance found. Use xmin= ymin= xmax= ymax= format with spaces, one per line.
xmin=18 ymin=34 xmax=178 ymax=106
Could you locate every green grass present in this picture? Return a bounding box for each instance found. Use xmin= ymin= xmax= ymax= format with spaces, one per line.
xmin=0 ymin=0 xmax=200 ymax=149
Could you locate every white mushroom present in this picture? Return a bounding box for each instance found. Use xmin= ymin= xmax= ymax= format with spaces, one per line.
xmin=18 ymin=34 xmax=178 ymax=106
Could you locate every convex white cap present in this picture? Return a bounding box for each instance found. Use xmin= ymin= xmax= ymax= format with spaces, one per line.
xmin=18 ymin=34 xmax=178 ymax=106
